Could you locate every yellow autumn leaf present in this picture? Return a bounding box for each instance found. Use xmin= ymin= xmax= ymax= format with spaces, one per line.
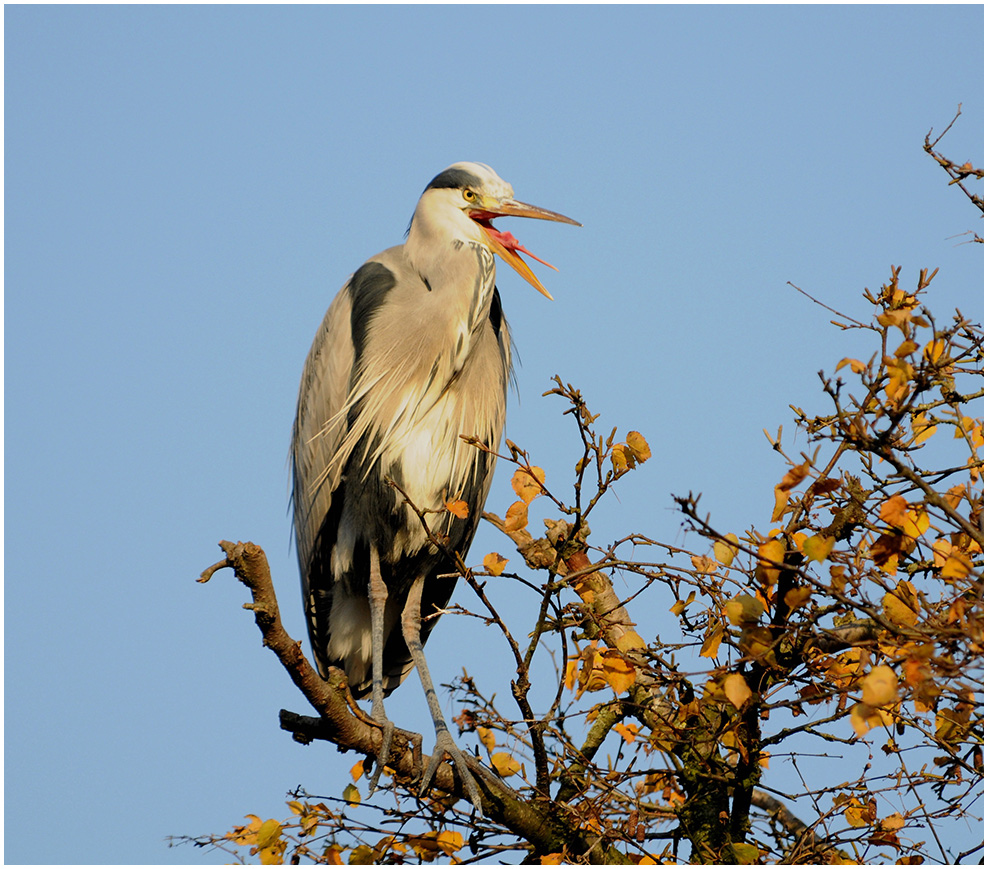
xmin=725 ymin=594 xmax=765 ymax=626
xmin=255 ymin=818 xmax=283 ymax=850
xmin=510 ymin=466 xmax=546 ymax=504
xmin=483 ymin=552 xmax=509 ymax=576
xmin=724 ymin=673 xmax=752 ymax=709
xmin=350 ymin=759 xmax=365 ymax=782
xmin=880 ymin=812 xmax=905 ymax=832
xmin=756 ymin=539 xmax=785 ymax=586
xmin=802 ymin=533 xmax=835 ymax=563
xmin=231 ymin=815 xmax=263 ymax=846
xmin=894 ymin=339 xmax=919 ymax=357
xmin=714 ymin=533 xmax=740 ymax=566
xmin=541 ymin=854 xmax=564 ymax=865
xmin=851 ymin=702 xmax=893 ymax=736
xmin=777 ymin=460 xmax=811 ymax=491
xmin=601 ymin=650 xmax=637 ymax=694
xmin=837 ymin=357 xmax=867 ymax=374
xmin=445 ymin=499 xmax=469 ymax=519
xmin=901 ymin=508 xmax=929 ymax=539
xmin=503 ymin=500 xmax=529 ymax=532
xmin=564 ymin=658 xmax=578 ymax=692
xmin=923 ymin=338 xmax=946 ymax=364
xmin=883 ymin=580 xmax=919 ymax=627
xmin=699 ymin=622 xmax=724 ymax=658
xmin=614 ymin=722 xmax=640 ymax=744
xmin=490 ymin=751 xmax=521 ymax=777
xmin=942 ymin=551 xmax=973 ymax=580
xmin=843 ymin=798 xmax=875 ymax=827
xmin=615 ymin=628 xmax=647 ymax=652
xmin=436 ymin=830 xmax=464 ymax=856
xmin=626 ymin=430 xmax=652 ymax=463
xmin=342 ymin=783 xmax=361 ymax=806
xmin=879 ymin=494 xmax=909 ymax=528
xmin=732 ymin=843 xmax=761 ymax=864
xmin=771 ymin=487 xmax=790 ymax=522
xmin=477 ymin=726 xmax=496 ymax=751
xmin=691 ymin=554 xmax=717 ymax=574
xmin=910 ymin=411 xmax=937 ymax=446
xmin=739 ymin=626 xmax=775 ymax=663
xmin=861 ymin=665 xmax=899 ymax=707
xmin=784 ymin=586 xmax=812 ymax=611
xmin=611 ymin=443 xmax=631 ymax=473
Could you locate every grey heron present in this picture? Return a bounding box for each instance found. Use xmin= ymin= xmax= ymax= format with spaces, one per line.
xmin=291 ymin=162 xmax=579 ymax=809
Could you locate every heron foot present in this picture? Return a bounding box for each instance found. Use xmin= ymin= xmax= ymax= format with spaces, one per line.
xmin=366 ymin=715 xmax=395 ymax=796
xmin=420 ymin=728 xmax=483 ymax=813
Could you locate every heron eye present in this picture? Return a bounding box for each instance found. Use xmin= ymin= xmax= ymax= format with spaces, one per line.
xmin=462 ymin=189 xmax=477 ymax=202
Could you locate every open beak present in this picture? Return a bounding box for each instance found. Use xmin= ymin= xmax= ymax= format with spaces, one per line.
xmin=470 ymin=199 xmax=581 ymax=300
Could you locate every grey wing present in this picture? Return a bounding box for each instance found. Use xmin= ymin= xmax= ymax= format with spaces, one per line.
xmin=291 ymin=283 xmax=356 ymax=669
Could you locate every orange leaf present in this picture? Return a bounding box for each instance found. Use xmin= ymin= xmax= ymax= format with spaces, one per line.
xmin=503 ymin=500 xmax=529 ymax=532
xmin=724 ymin=673 xmax=752 ymax=709
xmin=714 ymin=534 xmax=740 ymax=566
xmin=446 ymin=499 xmax=469 ymax=519
xmin=601 ymin=650 xmax=637 ymax=694
xmin=482 ymin=552 xmax=509 ymax=576
xmin=699 ymin=622 xmax=725 ymax=658
xmin=802 ymin=534 xmax=835 ymax=563
xmin=490 ymin=751 xmax=521 ymax=777
xmin=861 ymin=664 xmax=899 ymax=707
xmin=510 ymin=466 xmax=546 ymax=504
xmin=879 ymin=495 xmax=909 ymax=528
xmin=626 ymin=431 xmax=652 ymax=463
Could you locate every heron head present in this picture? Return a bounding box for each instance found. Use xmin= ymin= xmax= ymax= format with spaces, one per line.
xmin=418 ymin=162 xmax=580 ymax=300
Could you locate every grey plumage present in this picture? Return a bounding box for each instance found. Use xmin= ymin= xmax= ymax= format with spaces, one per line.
xmin=290 ymin=162 xmax=578 ymax=806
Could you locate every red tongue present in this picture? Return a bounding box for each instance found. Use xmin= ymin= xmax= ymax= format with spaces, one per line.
xmin=481 ymin=223 xmax=559 ymax=271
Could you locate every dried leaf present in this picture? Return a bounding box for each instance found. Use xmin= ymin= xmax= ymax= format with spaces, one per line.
xmin=626 ymin=431 xmax=652 ymax=463
xmin=861 ymin=665 xmax=899 ymax=707
xmin=802 ymin=534 xmax=835 ymax=563
xmin=477 ymin=726 xmax=496 ymax=751
xmin=724 ymin=673 xmax=752 ymax=709
xmin=942 ymin=551 xmax=973 ymax=580
xmin=756 ymin=539 xmax=785 ymax=586
xmin=784 ymin=586 xmax=812 ymax=611
xmin=883 ymin=580 xmax=919 ymax=627
xmin=350 ymin=760 xmax=365 ymax=782
xmin=691 ymin=554 xmax=717 ymax=575
xmin=837 ymin=357 xmax=867 ymax=374
xmin=713 ymin=533 xmax=740 ymax=566
xmin=611 ymin=444 xmax=631 ymax=473
xmin=503 ymin=500 xmax=529 ymax=532
xmin=510 ymin=466 xmax=546 ymax=504
xmin=614 ymin=722 xmax=640 ymax=744
xmin=490 ymin=751 xmax=521 ymax=777
xmin=879 ymin=495 xmax=909 ymax=528
xmin=699 ymin=622 xmax=725 ymax=658
xmin=601 ymin=650 xmax=637 ymax=694
xmin=445 ymin=499 xmax=469 ymax=519
xmin=615 ymin=629 xmax=647 ymax=652
xmin=771 ymin=487 xmax=790 ymax=522
xmin=436 ymin=831 xmax=464 ymax=856
xmin=725 ymin=594 xmax=765 ymax=626
xmin=482 ymin=552 xmax=509 ymax=576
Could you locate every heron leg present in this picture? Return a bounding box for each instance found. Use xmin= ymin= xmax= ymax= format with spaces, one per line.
xmin=366 ymin=545 xmax=395 ymax=796
xmin=401 ymin=575 xmax=483 ymax=812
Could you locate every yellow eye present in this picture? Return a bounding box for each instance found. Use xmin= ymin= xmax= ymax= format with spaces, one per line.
xmin=462 ymin=189 xmax=477 ymax=202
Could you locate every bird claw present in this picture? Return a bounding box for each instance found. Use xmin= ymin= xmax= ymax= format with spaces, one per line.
xmin=366 ymin=716 xmax=395 ymax=796
xmin=419 ymin=728 xmax=483 ymax=814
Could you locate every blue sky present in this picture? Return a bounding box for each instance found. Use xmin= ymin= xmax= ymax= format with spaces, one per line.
xmin=5 ymin=5 xmax=983 ymax=863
